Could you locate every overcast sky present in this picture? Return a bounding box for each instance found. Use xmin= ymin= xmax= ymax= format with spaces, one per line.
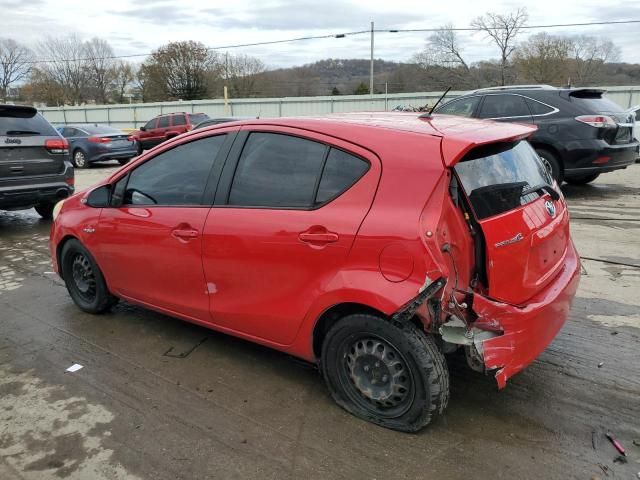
xmin=3 ymin=0 xmax=639 ymax=68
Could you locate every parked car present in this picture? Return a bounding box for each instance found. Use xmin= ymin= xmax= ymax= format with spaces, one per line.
xmin=193 ymin=116 xmax=255 ymax=130
xmin=0 ymin=104 xmax=74 ymax=219
xmin=57 ymin=124 xmax=138 ymax=169
xmin=49 ymin=114 xmax=580 ymax=431
xmin=130 ymin=112 xmax=209 ymax=153
xmin=435 ymin=85 xmax=640 ymax=184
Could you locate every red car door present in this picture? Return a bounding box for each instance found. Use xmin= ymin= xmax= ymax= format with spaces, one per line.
xmin=139 ymin=118 xmax=158 ymax=144
xmin=201 ymin=128 xmax=381 ymax=345
xmin=95 ymin=133 xmax=232 ymax=321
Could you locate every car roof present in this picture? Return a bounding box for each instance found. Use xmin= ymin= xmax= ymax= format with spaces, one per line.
xmin=202 ymin=112 xmax=536 ymax=167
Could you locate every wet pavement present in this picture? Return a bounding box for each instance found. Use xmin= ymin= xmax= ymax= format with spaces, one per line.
xmin=1 ymin=161 xmax=639 ymax=479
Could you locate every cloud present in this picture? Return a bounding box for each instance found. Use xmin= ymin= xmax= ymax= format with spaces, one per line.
xmin=108 ymin=4 xmax=197 ymax=25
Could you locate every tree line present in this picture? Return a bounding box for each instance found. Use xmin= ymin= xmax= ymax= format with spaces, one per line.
xmin=0 ymin=8 xmax=636 ymax=106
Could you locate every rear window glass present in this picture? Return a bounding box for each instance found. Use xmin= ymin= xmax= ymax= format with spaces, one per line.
xmin=82 ymin=125 xmax=122 ymax=134
xmin=0 ymin=112 xmax=57 ymax=136
xmin=454 ymin=141 xmax=551 ymax=220
xmin=189 ymin=113 xmax=209 ymax=125
xmin=315 ymin=149 xmax=369 ymax=205
xmin=569 ymin=92 xmax=623 ymax=112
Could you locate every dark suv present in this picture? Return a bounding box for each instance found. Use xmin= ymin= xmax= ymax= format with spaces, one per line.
xmin=0 ymin=105 xmax=74 ymax=218
xmin=131 ymin=112 xmax=209 ymax=153
xmin=435 ymin=85 xmax=639 ymax=184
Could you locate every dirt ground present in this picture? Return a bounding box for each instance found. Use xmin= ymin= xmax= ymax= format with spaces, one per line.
xmin=1 ymin=161 xmax=639 ymax=480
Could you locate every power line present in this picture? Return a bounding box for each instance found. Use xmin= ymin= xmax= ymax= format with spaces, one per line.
xmin=25 ymin=19 xmax=640 ymax=65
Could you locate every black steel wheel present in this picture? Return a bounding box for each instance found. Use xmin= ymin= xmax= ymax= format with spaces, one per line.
xmin=60 ymin=239 xmax=118 ymax=313
xmin=321 ymin=314 xmax=449 ymax=432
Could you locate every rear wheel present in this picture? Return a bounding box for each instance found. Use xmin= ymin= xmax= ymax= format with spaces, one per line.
xmin=73 ymin=149 xmax=88 ymax=169
xmin=564 ymin=173 xmax=600 ymax=185
xmin=60 ymin=239 xmax=118 ymax=313
xmin=535 ymin=148 xmax=562 ymax=183
xmin=35 ymin=202 xmax=54 ymax=219
xmin=118 ymin=158 xmax=132 ymax=166
xmin=321 ymin=314 xmax=449 ymax=432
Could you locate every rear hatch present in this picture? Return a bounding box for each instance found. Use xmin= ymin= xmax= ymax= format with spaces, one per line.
xmin=454 ymin=140 xmax=569 ymax=305
xmin=0 ymin=105 xmax=67 ymax=179
xmin=564 ymin=89 xmax=636 ymax=145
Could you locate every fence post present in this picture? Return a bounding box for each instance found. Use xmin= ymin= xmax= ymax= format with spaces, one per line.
xmin=106 ymin=106 xmax=110 ymax=126
xmin=62 ymin=107 xmax=67 ymax=124
xmin=133 ymin=106 xmax=137 ymax=129
xmin=84 ymin=108 xmax=88 ymax=123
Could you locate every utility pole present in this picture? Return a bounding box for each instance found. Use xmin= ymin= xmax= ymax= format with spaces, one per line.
xmin=370 ymin=21 xmax=374 ymax=96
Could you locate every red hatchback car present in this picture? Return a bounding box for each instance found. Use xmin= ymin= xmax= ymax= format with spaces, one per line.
xmin=49 ymin=114 xmax=580 ymax=431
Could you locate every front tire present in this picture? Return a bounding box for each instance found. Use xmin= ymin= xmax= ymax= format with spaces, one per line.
xmin=321 ymin=314 xmax=449 ymax=432
xmin=73 ymin=149 xmax=89 ymax=169
xmin=564 ymin=173 xmax=600 ymax=185
xmin=60 ymin=239 xmax=118 ymax=313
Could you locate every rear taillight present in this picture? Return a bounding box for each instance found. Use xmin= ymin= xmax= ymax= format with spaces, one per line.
xmin=88 ymin=136 xmax=112 ymax=144
xmin=592 ymin=155 xmax=611 ymax=165
xmin=65 ymin=176 xmax=75 ymax=186
xmin=575 ymin=115 xmax=617 ymax=128
xmin=45 ymin=138 xmax=69 ymax=154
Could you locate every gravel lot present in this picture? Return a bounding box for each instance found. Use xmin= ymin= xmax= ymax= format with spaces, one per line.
xmin=1 ymin=160 xmax=639 ymax=480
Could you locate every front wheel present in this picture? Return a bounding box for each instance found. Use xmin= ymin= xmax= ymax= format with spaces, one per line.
xmin=564 ymin=173 xmax=600 ymax=185
xmin=321 ymin=314 xmax=449 ymax=432
xmin=60 ymin=239 xmax=118 ymax=313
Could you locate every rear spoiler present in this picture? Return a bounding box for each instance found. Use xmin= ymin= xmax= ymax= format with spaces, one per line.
xmin=0 ymin=104 xmax=37 ymax=118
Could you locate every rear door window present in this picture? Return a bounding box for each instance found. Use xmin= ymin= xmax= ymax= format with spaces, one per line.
xmin=437 ymin=97 xmax=480 ymax=117
xmin=123 ymin=135 xmax=226 ymax=206
xmin=228 ymin=132 xmax=327 ymax=208
xmin=172 ymin=115 xmax=186 ymax=126
xmin=478 ymin=95 xmax=531 ymax=119
xmin=454 ymin=141 xmax=551 ymax=219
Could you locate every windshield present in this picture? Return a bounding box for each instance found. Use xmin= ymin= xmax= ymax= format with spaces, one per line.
xmin=189 ymin=113 xmax=209 ymax=125
xmin=454 ymin=140 xmax=552 ymax=220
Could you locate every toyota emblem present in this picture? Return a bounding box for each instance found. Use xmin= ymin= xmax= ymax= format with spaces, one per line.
xmin=544 ymin=200 xmax=556 ymax=218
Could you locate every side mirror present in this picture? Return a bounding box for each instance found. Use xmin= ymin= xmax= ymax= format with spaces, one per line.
xmin=139 ymin=126 xmax=146 ymax=132
xmin=86 ymin=185 xmax=111 ymax=208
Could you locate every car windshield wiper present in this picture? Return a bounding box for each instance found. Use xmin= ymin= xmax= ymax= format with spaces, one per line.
xmin=4 ymin=130 xmax=41 ymax=135
xmin=521 ymin=183 xmax=560 ymax=201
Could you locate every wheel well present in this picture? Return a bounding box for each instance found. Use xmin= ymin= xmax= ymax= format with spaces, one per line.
xmin=530 ymin=142 xmax=563 ymax=173
xmin=312 ymin=303 xmax=388 ymax=359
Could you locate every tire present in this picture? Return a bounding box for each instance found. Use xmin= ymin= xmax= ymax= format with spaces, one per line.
xmin=136 ymin=142 xmax=143 ymax=155
xmin=73 ymin=149 xmax=89 ymax=169
xmin=564 ymin=173 xmax=600 ymax=185
xmin=35 ymin=202 xmax=55 ymax=219
xmin=321 ymin=314 xmax=449 ymax=432
xmin=118 ymin=158 xmax=132 ymax=166
xmin=535 ymin=148 xmax=562 ymax=183
xmin=60 ymin=239 xmax=118 ymax=314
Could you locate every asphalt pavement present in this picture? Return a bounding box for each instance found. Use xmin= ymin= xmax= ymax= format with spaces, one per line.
xmin=1 ymin=160 xmax=639 ymax=480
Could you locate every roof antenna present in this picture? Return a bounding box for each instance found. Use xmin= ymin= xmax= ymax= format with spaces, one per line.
xmin=420 ymin=86 xmax=451 ymax=119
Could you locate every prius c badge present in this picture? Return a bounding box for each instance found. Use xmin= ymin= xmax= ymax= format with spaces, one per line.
xmin=494 ymin=232 xmax=524 ymax=248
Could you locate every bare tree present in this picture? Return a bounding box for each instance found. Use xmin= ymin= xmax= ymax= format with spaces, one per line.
xmin=36 ymin=35 xmax=90 ymax=104
xmin=0 ymin=39 xmax=33 ymax=101
xmin=84 ymin=37 xmax=116 ymax=104
xmin=419 ymin=24 xmax=469 ymax=70
xmin=570 ymin=35 xmax=620 ymax=85
xmin=112 ymin=61 xmax=134 ymax=103
xmin=471 ymin=8 xmax=528 ymax=85
xmin=226 ymin=53 xmax=266 ymax=97
xmin=514 ymin=33 xmax=572 ymax=84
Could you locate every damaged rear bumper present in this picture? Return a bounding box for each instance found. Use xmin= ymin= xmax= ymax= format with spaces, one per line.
xmin=473 ymin=241 xmax=581 ymax=388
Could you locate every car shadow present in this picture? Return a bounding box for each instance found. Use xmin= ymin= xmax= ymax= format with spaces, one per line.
xmin=561 ymin=181 xmax=640 ymax=201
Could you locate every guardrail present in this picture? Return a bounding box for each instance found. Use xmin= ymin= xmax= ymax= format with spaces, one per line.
xmin=39 ymin=86 xmax=640 ymax=130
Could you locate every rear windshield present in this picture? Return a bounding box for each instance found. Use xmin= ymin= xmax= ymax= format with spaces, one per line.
xmin=0 ymin=112 xmax=58 ymax=136
xmin=189 ymin=113 xmax=209 ymax=125
xmin=569 ymin=91 xmax=623 ymax=112
xmin=82 ymin=125 xmax=122 ymax=135
xmin=454 ymin=140 xmax=551 ymax=220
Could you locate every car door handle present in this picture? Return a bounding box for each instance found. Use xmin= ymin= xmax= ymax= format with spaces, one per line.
xmin=299 ymin=232 xmax=339 ymax=243
xmin=172 ymin=228 xmax=199 ymax=240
